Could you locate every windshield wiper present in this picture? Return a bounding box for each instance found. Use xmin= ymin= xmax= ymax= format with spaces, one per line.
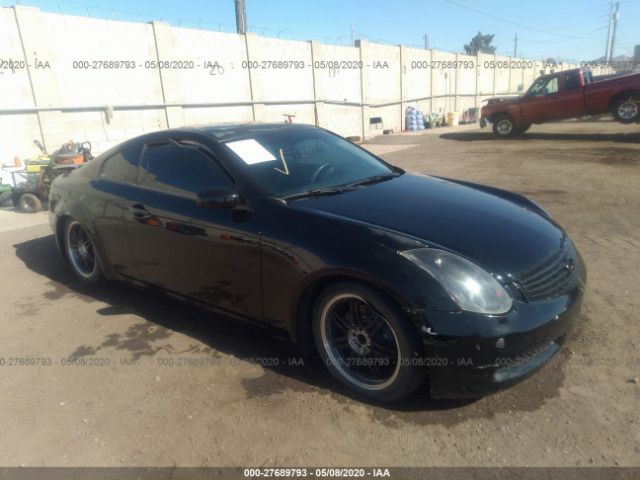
xmin=280 ymin=187 xmax=354 ymax=202
xmin=345 ymin=172 xmax=400 ymax=188
xmin=279 ymin=172 xmax=401 ymax=202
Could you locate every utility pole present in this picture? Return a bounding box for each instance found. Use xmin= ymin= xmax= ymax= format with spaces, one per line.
xmin=514 ymin=33 xmax=518 ymax=57
xmin=235 ymin=0 xmax=247 ymax=34
xmin=604 ymin=1 xmax=620 ymax=62
xmin=423 ymin=34 xmax=429 ymax=49
xmin=610 ymin=1 xmax=619 ymax=62
xmin=605 ymin=1 xmax=613 ymax=61
xmin=350 ymin=25 xmax=354 ymax=46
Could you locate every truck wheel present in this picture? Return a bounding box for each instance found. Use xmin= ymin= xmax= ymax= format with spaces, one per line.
xmin=612 ymin=95 xmax=640 ymax=124
xmin=492 ymin=115 xmax=516 ymax=138
xmin=18 ymin=193 xmax=42 ymax=213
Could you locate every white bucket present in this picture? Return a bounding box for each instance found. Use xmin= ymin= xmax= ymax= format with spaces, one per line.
xmin=446 ymin=112 xmax=460 ymax=127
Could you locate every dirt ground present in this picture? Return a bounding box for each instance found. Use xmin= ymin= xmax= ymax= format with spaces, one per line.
xmin=0 ymin=120 xmax=639 ymax=468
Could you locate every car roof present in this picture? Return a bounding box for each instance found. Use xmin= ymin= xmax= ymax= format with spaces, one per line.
xmin=96 ymin=123 xmax=320 ymax=162
xmin=539 ymin=67 xmax=583 ymax=79
xmin=170 ymin=122 xmax=318 ymax=143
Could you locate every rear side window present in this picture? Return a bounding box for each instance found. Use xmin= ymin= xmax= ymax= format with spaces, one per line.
xmin=565 ymin=71 xmax=580 ymax=90
xmin=583 ymin=71 xmax=593 ymax=85
xmin=99 ymin=144 xmax=141 ymax=184
xmin=138 ymin=143 xmax=232 ymax=198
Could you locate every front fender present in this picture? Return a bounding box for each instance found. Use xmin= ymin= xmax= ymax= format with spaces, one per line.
xmin=285 ymin=226 xmax=463 ymax=349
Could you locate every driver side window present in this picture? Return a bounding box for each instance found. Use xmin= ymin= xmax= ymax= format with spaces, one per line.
xmin=529 ymin=77 xmax=559 ymax=96
xmin=138 ymin=143 xmax=232 ymax=198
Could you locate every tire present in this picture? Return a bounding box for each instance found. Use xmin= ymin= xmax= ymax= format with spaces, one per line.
xmin=612 ymin=94 xmax=640 ymax=124
xmin=17 ymin=193 xmax=42 ymax=213
xmin=63 ymin=219 xmax=103 ymax=284
xmin=312 ymin=282 xmax=426 ymax=402
xmin=0 ymin=190 xmax=12 ymax=207
xmin=492 ymin=114 xmax=517 ymax=138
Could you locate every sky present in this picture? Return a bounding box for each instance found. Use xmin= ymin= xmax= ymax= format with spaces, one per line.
xmin=4 ymin=0 xmax=639 ymax=61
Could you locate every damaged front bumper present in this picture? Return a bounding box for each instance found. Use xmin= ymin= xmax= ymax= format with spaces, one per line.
xmin=414 ymin=281 xmax=584 ymax=399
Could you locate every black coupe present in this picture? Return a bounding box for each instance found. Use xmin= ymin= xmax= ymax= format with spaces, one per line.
xmin=49 ymin=124 xmax=586 ymax=402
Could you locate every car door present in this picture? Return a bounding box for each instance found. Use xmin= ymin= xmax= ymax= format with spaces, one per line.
xmin=554 ymin=70 xmax=587 ymax=119
xmin=122 ymin=138 xmax=262 ymax=320
xmin=520 ymin=76 xmax=562 ymax=123
xmin=91 ymin=141 xmax=145 ymax=280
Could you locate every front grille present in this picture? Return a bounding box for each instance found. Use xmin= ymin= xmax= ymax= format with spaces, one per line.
xmin=518 ymin=241 xmax=579 ymax=301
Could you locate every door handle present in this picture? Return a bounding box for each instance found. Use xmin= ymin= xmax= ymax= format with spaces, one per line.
xmin=130 ymin=204 xmax=150 ymax=219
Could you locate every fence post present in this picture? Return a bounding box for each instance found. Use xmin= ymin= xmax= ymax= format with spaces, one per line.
xmin=150 ymin=21 xmax=172 ymax=128
xmin=454 ymin=52 xmax=460 ymax=113
xmin=429 ymin=49 xmax=435 ymax=113
xmin=492 ymin=54 xmax=497 ymax=97
xmin=11 ymin=6 xmax=47 ymax=150
xmin=309 ymin=40 xmax=320 ymax=127
xmin=399 ymin=45 xmax=405 ymax=131
xmin=243 ymin=32 xmax=257 ymax=122
xmin=475 ymin=53 xmax=480 ymax=110
xmin=356 ymin=39 xmax=368 ymax=140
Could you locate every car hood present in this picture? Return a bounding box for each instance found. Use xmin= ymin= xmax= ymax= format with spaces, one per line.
xmin=291 ymin=173 xmax=565 ymax=279
xmin=484 ymin=96 xmax=522 ymax=106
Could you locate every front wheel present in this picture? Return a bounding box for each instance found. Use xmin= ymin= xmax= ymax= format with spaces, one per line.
xmin=492 ymin=114 xmax=517 ymax=138
xmin=64 ymin=219 xmax=103 ymax=284
xmin=17 ymin=193 xmax=42 ymax=213
xmin=612 ymin=95 xmax=640 ymax=124
xmin=312 ymin=282 xmax=426 ymax=402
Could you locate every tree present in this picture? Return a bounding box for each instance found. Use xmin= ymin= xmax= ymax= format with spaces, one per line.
xmin=464 ymin=32 xmax=497 ymax=56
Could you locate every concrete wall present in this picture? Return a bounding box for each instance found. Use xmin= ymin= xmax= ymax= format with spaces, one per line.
xmin=0 ymin=5 xmax=614 ymax=162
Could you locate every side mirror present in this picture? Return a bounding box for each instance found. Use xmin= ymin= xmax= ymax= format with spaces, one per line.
xmin=196 ymin=187 xmax=242 ymax=209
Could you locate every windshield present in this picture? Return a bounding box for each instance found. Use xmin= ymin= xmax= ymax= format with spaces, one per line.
xmin=223 ymin=128 xmax=397 ymax=198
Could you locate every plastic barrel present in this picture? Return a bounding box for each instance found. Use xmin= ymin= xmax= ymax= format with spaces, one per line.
xmin=446 ymin=112 xmax=460 ymax=127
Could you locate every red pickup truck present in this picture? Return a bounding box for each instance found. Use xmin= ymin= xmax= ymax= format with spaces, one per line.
xmin=480 ymin=68 xmax=640 ymax=137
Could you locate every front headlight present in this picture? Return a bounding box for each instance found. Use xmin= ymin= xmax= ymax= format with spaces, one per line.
xmin=400 ymin=248 xmax=513 ymax=315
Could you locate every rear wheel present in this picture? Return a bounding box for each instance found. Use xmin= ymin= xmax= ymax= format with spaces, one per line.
xmin=64 ymin=219 xmax=103 ymax=284
xmin=612 ymin=95 xmax=640 ymax=124
xmin=312 ymin=282 xmax=426 ymax=402
xmin=492 ymin=114 xmax=517 ymax=138
xmin=17 ymin=193 xmax=42 ymax=213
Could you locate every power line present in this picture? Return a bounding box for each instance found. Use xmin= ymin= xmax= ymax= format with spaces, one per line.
xmin=48 ymin=0 xmax=236 ymax=30
xmin=443 ymin=0 xmax=603 ymax=40
xmin=518 ymin=26 xmax=609 ymax=45
xmin=460 ymin=0 xmax=611 ymax=41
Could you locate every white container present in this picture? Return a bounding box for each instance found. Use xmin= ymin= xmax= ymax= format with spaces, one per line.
xmin=447 ymin=112 xmax=460 ymax=127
